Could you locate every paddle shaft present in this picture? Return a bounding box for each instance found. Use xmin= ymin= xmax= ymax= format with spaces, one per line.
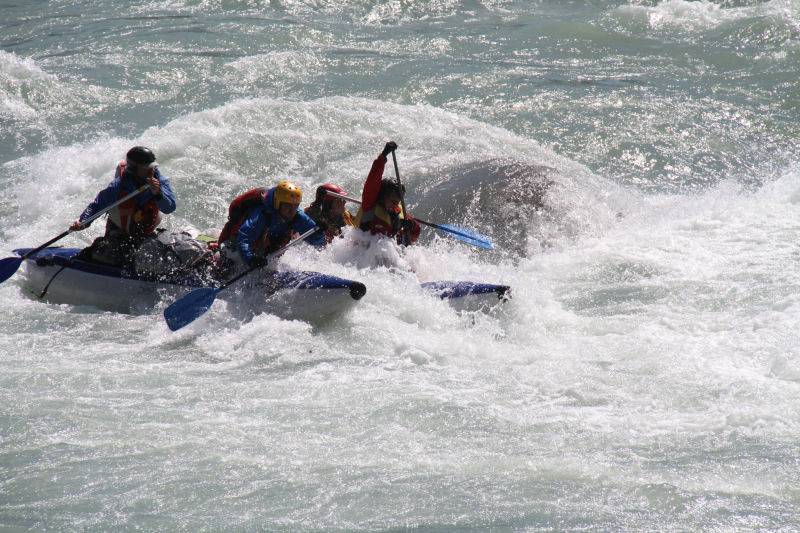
xmin=323 ymin=189 xmax=493 ymax=249
xmin=21 ymin=184 xmax=150 ymax=261
xmin=324 ymin=190 xmax=438 ymax=230
xmin=216 ymin=226 xmax=320 ymax=291
xmin=390 ymin=152 xmax=410 ymax=245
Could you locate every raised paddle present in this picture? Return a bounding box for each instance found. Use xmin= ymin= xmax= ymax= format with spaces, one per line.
xmin=390 ymin=150 xmax=411 ymax=246
xmin=0 ymin=184 xmax=150 ymax=285
xmin=163 ymin=226 xmax=321 ymax=331
xmin=323 ymin=190 xmax=494 ymax=250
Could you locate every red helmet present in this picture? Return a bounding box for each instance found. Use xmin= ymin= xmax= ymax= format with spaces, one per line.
xmin=316 ymin=184 xmax=348 ymax=204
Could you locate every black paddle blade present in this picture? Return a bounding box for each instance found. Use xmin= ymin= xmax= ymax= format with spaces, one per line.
xmin=0 ymin=256 xmax=23 ymax=285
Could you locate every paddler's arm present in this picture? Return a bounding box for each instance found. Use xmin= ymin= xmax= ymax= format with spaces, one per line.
xmin=236 ymin=208 xmax=267 ymax=264
xmin=360 ymin=148 xmax=389 ymax=213
xmin=294 ymin=210 xmax=327 ymax=247
xmin=149 ymin=167 xmax=176 ymax=214
xmin=402 ymin=216 xmax=421 ymax=243
xmin=71 ymin=178 xmax=123 ymax=230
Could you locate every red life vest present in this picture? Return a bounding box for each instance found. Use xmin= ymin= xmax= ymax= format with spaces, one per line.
xmin=355 ymin=204 xmax=418 ymax=245
xmin=218 ymin=188 xmax=294 ymax=254
xmin=217 ymin=188 xmax=268 ymax=244
xmin=108 ymin=162 xmax=161 ymax=238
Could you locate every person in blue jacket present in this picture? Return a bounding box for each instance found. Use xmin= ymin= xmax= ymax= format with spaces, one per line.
xmin=70 ymin=146 xmax=176 ymax=266
xmin=218 ymin=181 xmax=325 ymax=270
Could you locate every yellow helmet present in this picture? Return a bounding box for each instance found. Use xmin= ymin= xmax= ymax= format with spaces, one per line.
xmin=273 ymin=181 xmax=303 ymax=210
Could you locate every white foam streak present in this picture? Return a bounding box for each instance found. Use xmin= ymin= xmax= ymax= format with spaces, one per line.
xmin=615 ymin=0 xmax=799 ymax=32
xmin=2 ymin=94 xmax=800 ymax=528
xmin=0 ymin=51 xmax=56 ymax=118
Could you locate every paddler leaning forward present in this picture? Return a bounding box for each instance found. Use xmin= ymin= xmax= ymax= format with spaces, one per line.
xmin=303 ymin=183 xmax=356 ymax=245
xmin=215 ymin=181 xmax=326 ymax=275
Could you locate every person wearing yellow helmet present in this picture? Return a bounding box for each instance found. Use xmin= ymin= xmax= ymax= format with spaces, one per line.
xmin=217 ymin=181 xmax=326 ymax=270
xmin=273 ymin=181 xmax=303 ymax=211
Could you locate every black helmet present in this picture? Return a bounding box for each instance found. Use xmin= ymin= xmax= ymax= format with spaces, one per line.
xmin=126 ymin=146 xmax=157 ymax=169
xmin=378 ymin=178 xmax=404 ymax=200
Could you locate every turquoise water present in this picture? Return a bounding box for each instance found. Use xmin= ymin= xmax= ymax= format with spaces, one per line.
xmin=2 ymin=1 xmax=800 ymax=531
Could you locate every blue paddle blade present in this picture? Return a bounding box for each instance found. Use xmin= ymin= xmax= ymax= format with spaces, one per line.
xmin=0 ymin=256 xmax=23 ymax=284
xmin=435 ymin=224 xmax=494 ymax=250
xmin=163 ymin=287 xmax=220 ymax=331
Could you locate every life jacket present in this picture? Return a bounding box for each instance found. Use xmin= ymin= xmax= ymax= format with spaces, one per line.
xmin=107 ymin=162 xmax=161 ymax=239
xmin=355 ymin=204 xmax=402 ymax=237
xmin=217 ymin=188 xmax=268 ymax=244
xmin=218 ymin=187 xmax=294 ymax=255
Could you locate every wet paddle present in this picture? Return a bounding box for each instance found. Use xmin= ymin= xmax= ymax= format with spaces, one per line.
xmin=390 ymin=150 xmax=410 ymax=246
xmin=324 ymin=190 xmax=494 ymax=250
xmin=163 ymin=226 xmax=320 ymax=331
xmin=411 ymin=219 xmax=494 ymax=250
xmin=0 ymin=184 xmax=149 ymax=285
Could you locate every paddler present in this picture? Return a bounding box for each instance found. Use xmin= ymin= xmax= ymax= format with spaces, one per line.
xmin=303 ymin=184 xmax=356 ymax=245
xmin=216 ymin=181 xmax=326 ymax=273
xmin=69 ymin=146 xmax=176 ymax=267
xmin=354 ymin=141 xmax=421 ymax=246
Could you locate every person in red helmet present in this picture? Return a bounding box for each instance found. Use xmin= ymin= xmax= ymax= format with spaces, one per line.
xmin=304 ymin=184 xmax=356 ymax=245
xmin=354 ymin=141 xmax=420 ymax=246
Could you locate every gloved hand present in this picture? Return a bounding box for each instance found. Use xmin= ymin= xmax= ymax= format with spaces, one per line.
xmin=402 ymin=219 xmax=416 ymax=235
xmin=315 ymin=220 xmax=329 ymax=233
xmin=248 ymin=256 xmax=268 ymax=269
xmin=381 ymin=141 xmax=398 ymax=158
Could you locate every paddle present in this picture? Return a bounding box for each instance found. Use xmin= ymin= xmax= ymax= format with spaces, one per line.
xmin=163 ymin=226 xmax=320 ymax=331
xmin=0 ymin=184 xmax=149 ymax=285
xmin=323 ymin=190 xmax=494 ymax=250
xmin=390 ymin=151 xmax=410 ymax=246
xmin=410 ymin=219 xmax=494 ymax=250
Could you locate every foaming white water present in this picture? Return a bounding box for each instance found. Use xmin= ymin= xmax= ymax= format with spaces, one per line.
xmin=3 ymin=150 xmax=800 ymax=530
xmin=3 ymin=96 xmax=622 ymax=252
xmin=0 ymin=51 xmax=56 ymax=119
xmin=526 ymin=167 xmax=800 ymax=443
xmin=616 ymin=0 xmax=732 ymax=30
xmin=614 ymin=0 xmax=799 ymax=34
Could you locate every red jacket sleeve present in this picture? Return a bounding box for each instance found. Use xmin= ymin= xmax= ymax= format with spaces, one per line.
xmin=361 ymin=154 xmax=387 ymax=213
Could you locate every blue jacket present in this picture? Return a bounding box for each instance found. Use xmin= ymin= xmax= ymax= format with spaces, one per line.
xmin=79 ymin=165 xmax=176 ymax=224
xmin=236 ymin=186 xmax=324 ymax=263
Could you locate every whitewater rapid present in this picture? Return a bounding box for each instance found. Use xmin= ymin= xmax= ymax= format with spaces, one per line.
xmin=2 ymin=0 xmax=800 ymax=530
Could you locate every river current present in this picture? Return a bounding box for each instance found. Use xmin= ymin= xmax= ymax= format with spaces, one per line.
xmin=1 ymin=1 xmax=799 ymax=531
